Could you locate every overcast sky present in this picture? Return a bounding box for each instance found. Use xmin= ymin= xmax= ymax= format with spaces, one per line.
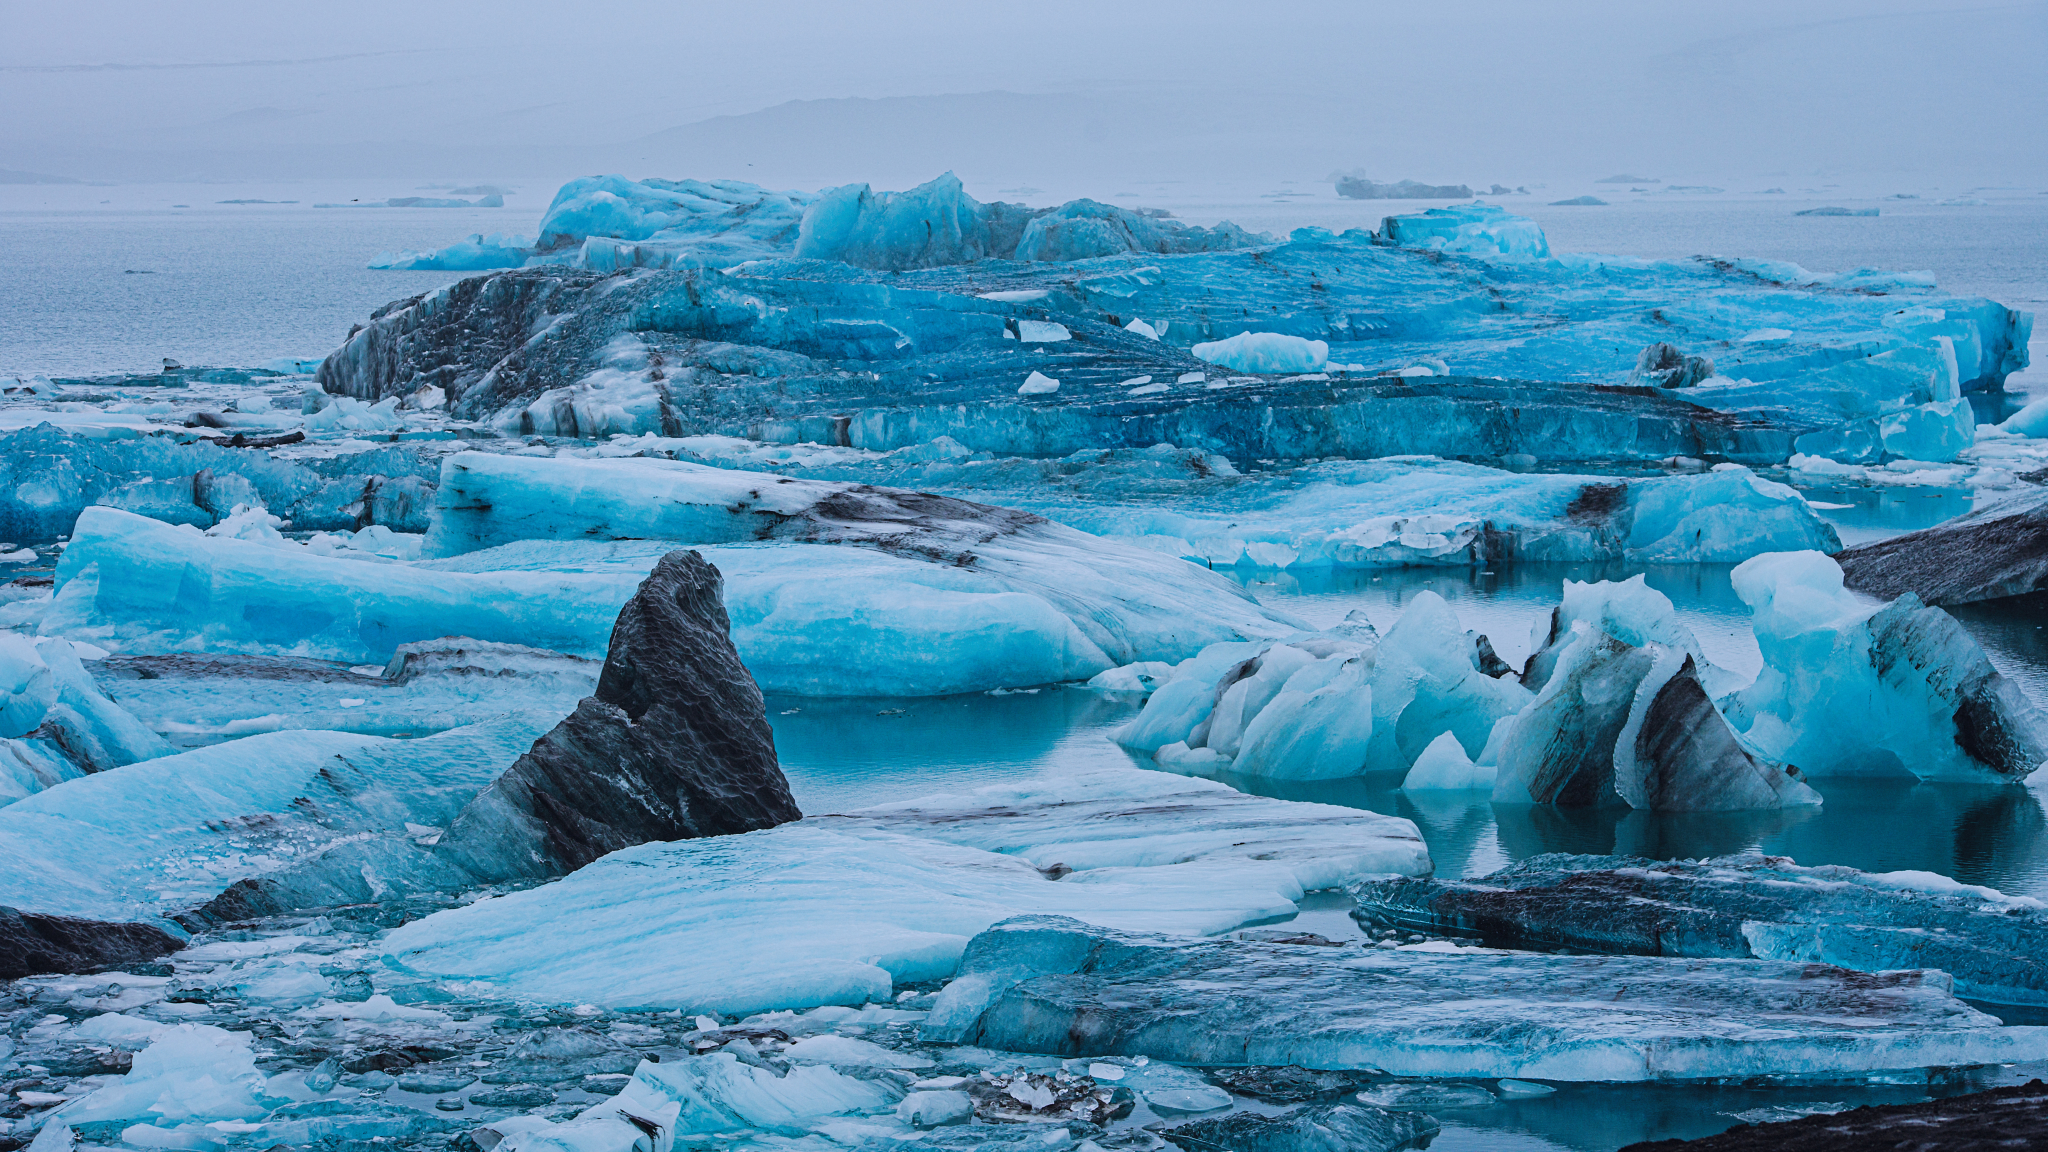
xmin=3 ymin=0 xmax=2044 ymax=191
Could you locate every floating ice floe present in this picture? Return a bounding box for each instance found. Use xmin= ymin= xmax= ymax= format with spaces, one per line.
xmin=1836 ymin=487 xmax=2048 ymax=605
xmin=1725 ymin=550 xmax=2048 ymax=781
xmin=924 ymin=915 xmax=2048 ymax=1081
xmin=1351 ymin=852 xmax=2048 ymax=1007
xmin=382 ymin=769 xmax=1429 ymax=1013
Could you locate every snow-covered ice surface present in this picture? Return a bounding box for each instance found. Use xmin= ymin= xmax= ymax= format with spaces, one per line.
xmin=381 ymin=769 xmax=1429 ymax=1013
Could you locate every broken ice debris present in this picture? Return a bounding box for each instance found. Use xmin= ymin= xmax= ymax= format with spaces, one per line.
xmin=925 ymin=915 xmax=2048 ymax=1081
xmin=1724 ymin=551 xmax=2048 ymax=781
xmin=382 ymin=768 xmax=1428 ymax=1014
xmin=0 ymin=549 xmax=797 ymax=975
xmin=1836 ymin=488 xmax=2048 ymax=606
xmin=1351 ymin=853 xmax=2048 ymax=1007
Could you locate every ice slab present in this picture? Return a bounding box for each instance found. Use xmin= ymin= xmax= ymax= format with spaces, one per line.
xmin=383 ymin=768 xmax=1428 ymax=1014
xmin=42 ymin=507 xmax=644 ymax=666
xmin=1726 ymin=551 xmax=2048 ymax=781
xmin=1351 ymin=853 xmax=2048 ymax=1007
xmin=926 ymin=915 xmax=2048 ymax=1081
xmin=1836 ymin=488 xmax=2048 ymax=605
xmin=831 ymin=450 xmax=1843 ymax=570
xmin=87 ymin=640 xmax=598 ymax=746
xmin=420 ymin=451 xmax=1303 ymax=694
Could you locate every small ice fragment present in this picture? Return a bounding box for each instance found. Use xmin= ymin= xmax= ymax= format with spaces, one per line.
xmin=1129 ymin=382 xmax=1169 ymax=395
xmin=1015 ymin=320 xmax=1071 ymax=342
xmin=980 ymin=289 xmax=1050 ymax=302
xmin=0 ymin=549 xmax=35 ymax=564
xmin=1117 ymin=375 xmax=1153 ymax=388
xmin=1739 ymin=328 xmax=1793 ymax=342
xmin=1125 ymin=319 xmax=1161 ymax=340
xmin=1088 ymin=1063 xmax=1125 ymax=1080
xmin=1497 ymin=1079 xmax=1556 ymax=1097
xmin=1178 ymin=372 xmax=1206 ymax=384
xmin=1019 ymin=371 xmax=1060 ymax=394
xmin=337 ymin=698 xmax=366 ymax=708
xmin=348 ymin=665 xmax=385 ymax=677
xmin=694 ymin=1015 xmax=720 ymax=1031
xmin=1007 ymin=1080 xmax=1056 ymax=1109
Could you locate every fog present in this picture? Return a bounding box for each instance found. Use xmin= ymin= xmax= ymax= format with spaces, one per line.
xmin=3 ymin=0 xmax=2044 ymax=193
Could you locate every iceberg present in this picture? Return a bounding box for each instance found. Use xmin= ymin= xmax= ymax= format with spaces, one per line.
xmin=1111 ymin=592 xmax=1527 ymax=779
xmin=1724 ymin=551 xmax=2048 ymax=781
xmin=382 ymin=768 xmax=1429 ymax=1013
xmin=1350 ymin=853 xmax=2048 ymax=1007
xmin=1191 ymin=332 xmax=1329 ymax=374
xmin=927 ymin=915 xmax=2048 ymax=1081
xmin=1835 ymin=488 xmax=2048 ymax=605
xmin=1491 ymin=576 xmax=1822 ymax=812
xmin=318 ymin=182 xmax=2030 ymax=469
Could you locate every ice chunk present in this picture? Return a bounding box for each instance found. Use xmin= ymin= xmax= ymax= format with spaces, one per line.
xmin=934 ymin=915 xmax=2048 ymax=1081
xmin=35 ymin=1024 xmax=268 ymax=1132
xmin=1401 ymin=731 xmax=1494 ymax=791
xmin=419 ymin=452 xmax=1302 ymax=695
xmin=1836 ymin=488 xmax=2048 ymax=605
xmin=42 ymin=507 xmax=645 ymax=666
xmin=1018 ymin=371 xmax=1060 ymax=394
xmin=1351 ymin=852 xmax=2048 ymax=1006
xmin=1114 ymin=595 xmax=1523 ymax=778
xmin=1191 ymin=332 xmax=1329 ymax=374
xmin=1378 ymin=202 xmax=1551 ymax=259
xmin=383 ymin=768 xmax=1427 ymax=1013
xmin=1494 ymin=575 xmax=1819 ymax=811
xmin=1727 ymin=551 xmax=2048 ymax=781
xmin=1012 ymin=197 xmax=1266 ymax=262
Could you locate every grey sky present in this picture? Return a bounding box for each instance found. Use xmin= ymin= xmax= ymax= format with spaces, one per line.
xmin=2 ymin=0 xmax=2043 ymax=189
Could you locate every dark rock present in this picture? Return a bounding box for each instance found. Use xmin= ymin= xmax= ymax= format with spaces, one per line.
xmin=0 ymin=907 xmax=181 ymax=980
xmin=1618 ymin=1079 xmax=2048 ymax=1151
xmin=1202 ymin=1066 xmax=1379 ymax=1103
xmin=1162 ymin=1101 xmax=1440 ymax=1151
xmin=1838 ymin=493 xmax=2048 ymax=606
xmin=440 ymin=551 xmax=798 ymax=879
